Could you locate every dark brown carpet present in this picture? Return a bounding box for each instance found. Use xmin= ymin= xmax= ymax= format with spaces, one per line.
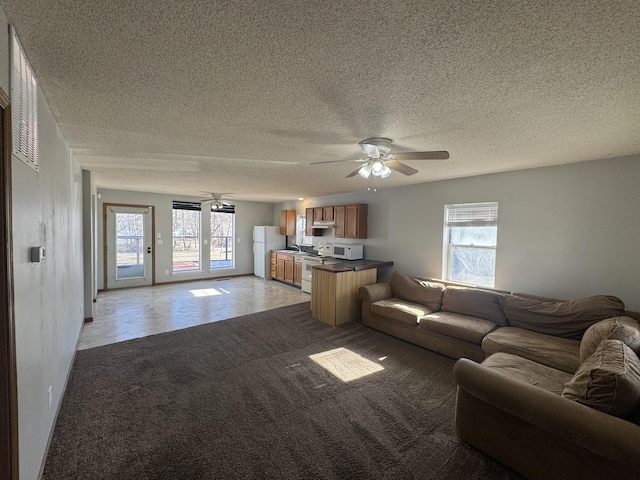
xmin=43 ymin=302 xmax=521 ymax=479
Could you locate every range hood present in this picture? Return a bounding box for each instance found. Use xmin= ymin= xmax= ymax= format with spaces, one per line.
xmin=312 ymin=220 xmax=335 ymax=228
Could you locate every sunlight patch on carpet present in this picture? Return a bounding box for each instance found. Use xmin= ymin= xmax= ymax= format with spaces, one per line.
xmin=309 ymin=347 xmax=384 ymax=382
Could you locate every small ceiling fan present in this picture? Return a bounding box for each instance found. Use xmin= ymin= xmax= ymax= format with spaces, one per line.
xmin=311 ymin=137 xmax=449 ymax=178
xmin=199 ymin=192 xmax=234 ymax=209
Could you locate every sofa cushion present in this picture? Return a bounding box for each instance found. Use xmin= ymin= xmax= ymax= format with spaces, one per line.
xmin=419 ymin=312 xmax=497 ymax=344
xmin=482 ymin=326 xmax=581 ymax=373
xmin=389 ymin=272 xmax=444 ymax=311
xmin=370 ymin=299 xmax=432 ymax=325
xmin=441 ymin=286 xmax=508 ymax=326
xmin=580 ymin=316 xmax=640 ymax=362
xmin=500 ymin=294 xmax=625 ymax=339
xmin=562 ymin=339 xmax=640 ymax=418
xmin=482 ymin=352 xmax=573 ymax=394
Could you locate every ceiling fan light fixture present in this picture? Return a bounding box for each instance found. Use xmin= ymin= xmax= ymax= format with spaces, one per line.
xmin=380 ymin=164 xmax=392 ymax=178
xmin=371 ymin=159 xmax=385 ymax=176
xmin=359 ymin=163 xmax=372 ymax=179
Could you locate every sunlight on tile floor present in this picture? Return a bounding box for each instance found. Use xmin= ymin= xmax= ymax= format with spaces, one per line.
xmin=79 ymin=276 xmax=310 ymax=350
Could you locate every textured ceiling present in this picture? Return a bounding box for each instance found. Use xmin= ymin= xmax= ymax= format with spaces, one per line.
xmin=1 ymin=0 xmax=639 ymax=202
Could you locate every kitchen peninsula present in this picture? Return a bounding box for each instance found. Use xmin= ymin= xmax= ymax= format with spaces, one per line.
xmin=311 ymin=259 xmax=393 ymax=326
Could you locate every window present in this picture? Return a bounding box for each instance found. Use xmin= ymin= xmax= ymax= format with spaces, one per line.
xmin=115 ymin=212 xmax=145 ymax=279
xmin=210 ymin=210 xmax=235 ymax=270
xmin=11 ymin=29 xmax=39 ymax=171
xmin=172 ymin=201 xmax=201 ymax=272
xmin=443 ymin=202 xmax=498 ymax=287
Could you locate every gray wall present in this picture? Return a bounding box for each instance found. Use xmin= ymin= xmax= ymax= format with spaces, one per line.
xmin=2 ymin=8 xmax=86 ymax=479
xmin=275 ymin=155 xmax=640 ymax=311
xmin=97 ymin=189 xmax=275 ymax=289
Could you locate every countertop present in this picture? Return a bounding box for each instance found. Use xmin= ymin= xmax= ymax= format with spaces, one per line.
xmin=313 ymin=259 xmax=393 ymax=272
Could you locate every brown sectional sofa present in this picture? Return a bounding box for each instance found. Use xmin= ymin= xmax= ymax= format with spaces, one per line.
xmin=358 ymin=271 xmax=640 ymax=480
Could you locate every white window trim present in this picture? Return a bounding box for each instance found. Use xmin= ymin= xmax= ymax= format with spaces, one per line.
xmin=171 ymin=202 xmax=202 ymax=274
xmin=209 ymin=210 xmax=236 ymax=271
xmin=442 ymin=202 xmax=498 ymax=287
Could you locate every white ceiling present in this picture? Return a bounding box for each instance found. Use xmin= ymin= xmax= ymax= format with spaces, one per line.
xmin=2 ymin=1 xmax=639 ymax=202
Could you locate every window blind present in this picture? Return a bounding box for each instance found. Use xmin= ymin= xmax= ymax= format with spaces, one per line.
xmin=172 ymin=201 xmax=235 ymax=214
xmin=11 ymin=30 xmax=39 ymax=170
xmin=210 ymin=205 xmax=235 ymax=214
xmin=445 ymin=202 xmax=498 ymax=227
xmin=172 ymin=201 xmax=202 ymax=211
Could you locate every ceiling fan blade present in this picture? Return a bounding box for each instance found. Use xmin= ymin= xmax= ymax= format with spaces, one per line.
xmin=345 ymin=167 xmax=362 ymax=178
xmin=385 ymin=160 xmax=418 ymax=176
xmin=392 ymin=151 xmax=450 ymax=161
xmin=310 ymin=158 xmax=362 ymax=165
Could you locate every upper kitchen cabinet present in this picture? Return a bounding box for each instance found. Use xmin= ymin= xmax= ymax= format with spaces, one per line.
xmin=334 ymin=204 xmax=368 ymax=239
xmin=305 ymin=207 xmax=324 ymax=236
xmin=280 ymin=209 xmax=296 ymax=235
xmin=312 ymin=206 xmax=334 ymax=223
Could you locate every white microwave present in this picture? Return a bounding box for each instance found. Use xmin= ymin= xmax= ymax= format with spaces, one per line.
xmin=332 ymin=244 xmax=363 ymax=260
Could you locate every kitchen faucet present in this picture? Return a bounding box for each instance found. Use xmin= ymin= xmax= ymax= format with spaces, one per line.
xmin=292 ymin=244 xmax=302 ymax=252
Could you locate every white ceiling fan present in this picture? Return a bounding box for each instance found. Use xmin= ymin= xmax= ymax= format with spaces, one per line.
xmin=199 ymin=192 xmax=234 ymax=209
xmin=311 ymin=137 xmax=449 ymax=178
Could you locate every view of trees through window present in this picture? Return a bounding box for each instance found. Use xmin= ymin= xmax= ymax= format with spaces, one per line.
xmin=115 ymin=212 xmax=144 ymax=279
xmin=210 ymin=211 xmax=234 ymax=269
xmin=172 ymin=208 xmax=200 ymax=272
xmin=444 ymin=203 xmax=498 ymax=287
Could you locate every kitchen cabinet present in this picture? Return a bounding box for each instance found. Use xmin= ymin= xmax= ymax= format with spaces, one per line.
xmin=305 ymin=208 xmax=324 ymax=236
xmin=334 ymin=203 xmax=368 ymax=239
xmin=280 ymin=209 xmax=296 ymax=236
xmin=274 ymin=252 xmax=297 ymax=286
xmin=275 ymin=254 xmax=286 ymax=281
xmin=270 ymin=252 xmax=277 ymax=279
xmin=313 ymin=207 xmax=323 ymax=223
xmin=312 ymin=206 xmax=334 ymax=222
xmin=284 ymin=257 xmax=294 ymax=283
xmin=311 ymin=266 xmax=377 ymax=326
xmin=305 ymin=203 xmax=367 ymax=238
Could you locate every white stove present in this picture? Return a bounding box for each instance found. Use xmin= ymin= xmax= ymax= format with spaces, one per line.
xmin=301 ymin=256 xmax=324 ymax=293
xmin=301 ymin=255 xmax=339 ymax=293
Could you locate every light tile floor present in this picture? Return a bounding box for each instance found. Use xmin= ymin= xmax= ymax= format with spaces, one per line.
xmin=78 ymin=276 xmax=310 ymax=350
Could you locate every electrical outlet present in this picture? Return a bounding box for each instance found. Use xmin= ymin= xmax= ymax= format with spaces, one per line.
xmin=48 ymin=385 xmax=52 ymax=409
xmin=164 ymin=269 xmax=169 ymax=275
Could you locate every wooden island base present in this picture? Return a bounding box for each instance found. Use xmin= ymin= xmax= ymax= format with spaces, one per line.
xmin=311 ymin=268 xmax=377 ymax=326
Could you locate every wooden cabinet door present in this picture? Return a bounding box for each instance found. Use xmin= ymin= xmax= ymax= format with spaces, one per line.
xmin=313 ymin=207 xmax=324 ymax=222
xmin=276 ymin=257 xmax=285 ymax=280
xmin=305 ymin=208 xmax=314 ymax=235
xmin=345 ymin=205 xmax=358 ymax=238
xmin=280 ymin=210 xmax=296 ymax=235
xmin=334 ymin=205 xmax=345 ymax=237
xmin=323 ymin=206 xmax=334 ymax=221
xmin=284 ymin=259 xmax=294 ymax=283
xmin=271 ymin=252 xmax=277 ymax=278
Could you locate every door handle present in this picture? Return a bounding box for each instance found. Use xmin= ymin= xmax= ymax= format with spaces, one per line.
xmin=147 ymin=246 xmax=152 ymax=254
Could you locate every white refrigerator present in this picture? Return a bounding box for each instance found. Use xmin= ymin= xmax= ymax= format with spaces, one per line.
xmin=253 ymin=225 xmax=285 ymax=279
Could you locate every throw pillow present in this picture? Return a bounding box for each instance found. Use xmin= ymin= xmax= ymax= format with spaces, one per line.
xmin=500 ymin=294 xmax=625 ymax=339
xmin=580 ymin=316 xmax=640 ymax=362
xmin=440 ymin=286 xmax=508 ymax=326
xmin=389 ymin=272 xmax=444 ymax=311
xmin=562 ymin=339 xmax=640 ymax=418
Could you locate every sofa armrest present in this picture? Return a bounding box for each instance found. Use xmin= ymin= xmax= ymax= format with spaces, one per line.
xmin=453 ymin=358 xmax=640 ymax=468
xmin=358 ymin=282 xmax=392 ymax=324
xmin=359 ymin=282 xmax=392 ymax=304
